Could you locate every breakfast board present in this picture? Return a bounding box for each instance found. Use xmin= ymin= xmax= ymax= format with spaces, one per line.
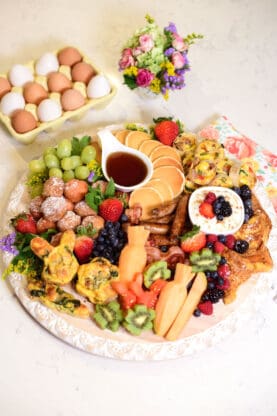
xmin=1 ymin=119 xmax=277 ymax=360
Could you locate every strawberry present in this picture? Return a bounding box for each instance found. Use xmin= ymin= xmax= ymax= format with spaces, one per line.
xmin=12 ymin=213 xmax=37 ymax=234
xmin=74 ymin=235 xmax=94 ymax=264
xmin=199 ymin=202 xmax=215 ymax=219
xmin=213 ymin=241 xmax=225 ymax=254
xmin=180 ymin=225 xmax=206 ymax=253
xmin=198 ymin=300 xmax=213 ymax=315
xmin=99 ymin=198 xmax=124 ymax=222
xmin=225 ymin=235 xmax=236 ymax=249
xmin=154 ymin=120 xmax=179 ymax=146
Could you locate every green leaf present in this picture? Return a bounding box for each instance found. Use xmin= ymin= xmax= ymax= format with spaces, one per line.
xmin=71 ymin=136 xmax=91 ymax=155
xmin=104 ymin=178 xmax=115 ymax=198
xmin=123 ymin=75 xmax=137 ymax=90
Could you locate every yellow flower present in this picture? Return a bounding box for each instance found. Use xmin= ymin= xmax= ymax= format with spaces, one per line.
xmin=160 ymin=61 xmax=175 ymax=76
xmin=149 ymin=78 xmax=161 ymax=94
xmin=123 ymin=66 xmax=138 ymax=76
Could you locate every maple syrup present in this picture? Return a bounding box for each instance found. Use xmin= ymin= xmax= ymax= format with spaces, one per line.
xmin=106 ymin=151 xmax=148 ymax=187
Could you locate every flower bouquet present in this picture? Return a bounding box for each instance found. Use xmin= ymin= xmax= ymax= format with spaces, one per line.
xmin=118 ymin=15 xmax=203 ymax=99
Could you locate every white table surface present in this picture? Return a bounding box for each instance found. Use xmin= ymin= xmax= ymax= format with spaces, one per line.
xmin=0 ymin=1 xmax=277 ymax=415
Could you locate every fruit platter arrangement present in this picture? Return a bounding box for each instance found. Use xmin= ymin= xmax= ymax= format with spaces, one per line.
xmin=0 ymin=116 xmax=275 ymax=360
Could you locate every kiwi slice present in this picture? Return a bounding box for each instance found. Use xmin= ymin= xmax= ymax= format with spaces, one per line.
xmin=143 ymin=260 xmax=171 ymax=288
xmin=93 ymin=300 xmax=123 ymax=332
xmin=189 ymin=248 xmax=221 ymax=272
xmin=123 ymin=304 xmax=155 ymax=336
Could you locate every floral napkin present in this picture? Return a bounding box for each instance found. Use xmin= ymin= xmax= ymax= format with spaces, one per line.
xmin=198 ymin=115 xmax=277 ymax=215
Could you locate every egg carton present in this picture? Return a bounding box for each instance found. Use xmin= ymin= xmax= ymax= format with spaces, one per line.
xmin=0 ymin=46 xmax=117 ymax=144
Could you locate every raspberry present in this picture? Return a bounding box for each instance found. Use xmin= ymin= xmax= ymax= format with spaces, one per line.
xmin=204 ymin=192 xmax=216 ymax=204
xmin=217 ymin=263 xmax=231 ymax=278
xmin=225 ymin=235 xmax=236 ymax=249
xmin=198 ymin=300 xmax=213 ymax=315
xmin=213 ymin=241 xmax=225 ymax=254
xmin=207 ymin=234 xmax=218 ymax=243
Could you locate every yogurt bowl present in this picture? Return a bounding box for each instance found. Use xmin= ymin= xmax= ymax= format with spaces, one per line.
xmin=97 ymin=129 xmax=153 ymax=193
xmin=188 ymin=186 xmax=245 ymax=235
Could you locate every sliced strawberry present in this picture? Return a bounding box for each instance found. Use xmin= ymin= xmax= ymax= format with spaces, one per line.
xmin=154 ymin=120 xmax=179 ymax=146
xmin=199 ymin=202 xmax=215 ymax=219
xmin=213 ymin=241 xmax=225 ymax=254
xmin=74 ymin=235 xmax=94 ymax=264
xmin=99 ymin=198 xmax=124 ymax=222
xmin=180 ymin=225 xmax=206 ymax=253
xmin=198 ymin=300 xmax=213 ymax=315
xmin=12 ymin=213 xmax=37 ymax=234
xmin=136 ymin=291 xmax=158 ymax=309
xmin=128 ymin=272 xmax=144 ymax=297
xmin=119 ymin=290 xmax=137 ymax=310
xmin=111 ymin=280 xmax=128 ymax=296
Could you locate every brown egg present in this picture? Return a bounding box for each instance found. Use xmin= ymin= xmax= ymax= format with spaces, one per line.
xmin=11 ymin=109 xmax=38 ymax=133
xmin=47 ymin=72 xmax=72 ymax=93
xmin=57 ymin=47 xmax=82 ymax=67
xmin=0 ymin=77 xmax=11 ymax=99
xmin=71 ymin=62 xmax=95 ymax=84
xmin=61 ymin=89 xmax=85 ymax=111
xmin=23 ymin=82 xmax=48 ymax=105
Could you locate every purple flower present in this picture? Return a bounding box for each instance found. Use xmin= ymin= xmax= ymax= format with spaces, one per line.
xmin=0 ymin=232 xmax=19 ymax=256
xmin=136 ymin=68 xmax=154 ymax=87
xmin=88 ymin=171 xmax=95 ymax=183
xmin=164 ymin=22 xmax=177 ymax=33
xmin=164 ymin=47 xmax=175 ymax=57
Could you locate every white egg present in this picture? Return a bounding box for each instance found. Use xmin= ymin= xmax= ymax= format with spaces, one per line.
xmin=35 ymin=53 xmax=59 ymax=76
xmin=8 ymin=64 xmax=34 ymax=87
xmin=37 ymin=98 xmax=62 ymax=122
xmin=87 ymin=74 xmax=111 ymax=98
xmin=0 ymin=92 xmax=25 ymax=116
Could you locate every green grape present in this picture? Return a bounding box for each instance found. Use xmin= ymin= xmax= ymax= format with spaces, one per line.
xmin=57 ymin=139 xmax=72 ymax=159
xmin=61 ymin=157 xmax=75 ymax=171
xmin=70 ymin=155 xmax=82 ymax=169
xmin=48 ymin=167 xmax=63 ymax=178
xmin=43 ymin=146 xmax=57 ymax=158
xmin=44 ymin=154 xmax=60 ymax=169
xmin=63 ymin=170 xmax=75 ymax=182
xmin=75 ymin=165 xmax=90 ymax=179
xmin=81 ymin=145 xmax=96 ymax=164
xmin=29 ymin=158 xmax=46 ymax=173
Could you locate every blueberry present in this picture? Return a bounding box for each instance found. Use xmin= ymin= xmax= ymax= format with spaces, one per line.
xmin=232 ymin=187 xmax=241 ymax=195
xmin=201 ymin=293 xmax=209 ymax=302
xmin=211 ymin=271 xmax=219 ymax=279
xmin=218 ymin=235 xmax=226 ymax=243
xmin=208 ymin=281 xmax=215 ymax=289
xmin=234 ymin=239 xmax=249 ymax=254
xmin=160 ymin=245 xmax=169 ymax=253
xmin=243 ymin=199 xmax=252 ymax=209
xmin=120 ymin=214 xmax=129 ymax=223
xmin=98 ymin=236 xmax=105 ymax=243
xmin=205 ymin=271 xmax=212 ymax=278
xmin=217 ymin=214 xmax=224 ymax=221
xmin=240 ymin=185 xmax=251 ymax=200
xmin=193 ymin=309 xmax=201 ymax=317
xmin=93 ymin=249 xmax=99 ymax=256
xmin=217 ymin=196 xmax=225 ymax=203
xmin=219 ymin=256 xmax=227 ymax=265
xmin=106 ymin=221 xmax=113 ymax=229
xmin=217 ymin=277 xmax=224 ymax=286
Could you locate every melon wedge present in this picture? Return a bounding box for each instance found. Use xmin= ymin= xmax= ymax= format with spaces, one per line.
xmin=145 ymin=179 xmax=174 ymax=202
xmin=153 ymin=156 xmax=183 ymax=170
xmin=129 ymin=187 xmax=164 ymax=220
xmin=150 ymin=145 xmax=181 ymax=163
xmin=125 ymin=131 xmax=152 ymax=149
xmin=151 ymin=166 xmax=185 ymax=197
xmin=113 ymin=129 xmax=130 ymax=144
xmin=139 ymin=140 xmax=163 ymax=156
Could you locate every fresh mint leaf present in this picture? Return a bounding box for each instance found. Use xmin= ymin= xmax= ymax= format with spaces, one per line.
xmin=85 ymin=186 xmax=103 ymax=212
xmin=104 ymin=178 xmax=115 ymax=198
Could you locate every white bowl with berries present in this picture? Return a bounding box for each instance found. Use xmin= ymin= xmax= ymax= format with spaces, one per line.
xmin=188 ymin=186 xmax=245 ymax=235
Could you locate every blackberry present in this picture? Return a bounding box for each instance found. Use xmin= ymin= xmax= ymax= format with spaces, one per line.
xmin=234 ymin=239 xmax=249 ymax=254
xmin=240 ymin=185 xmax=251 ymax=200
xmin=206 ymin=288 xmax=225 ymax=303
xmin=208 ymin=281 xmax=215 ymax=289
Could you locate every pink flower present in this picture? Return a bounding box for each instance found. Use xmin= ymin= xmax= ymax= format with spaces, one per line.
xmin=119 ymin=48 xmax=134 ymax=70
xmin=172 ymin=33 xmax=188 ymax=52
xmin=199 ymin=126 xmax=220 ymax=141
xmin=262 ymin=149 xmax=277 ymax=168
xmin=136 ymin=68 xmax=154 ymax=87
xmin=224 ymin=136 xmax=257 ymax=159
xmin=171 ymin=51 xmax=186 ymax=69
xmin=139 ymin=34 xmax=154 ymax=52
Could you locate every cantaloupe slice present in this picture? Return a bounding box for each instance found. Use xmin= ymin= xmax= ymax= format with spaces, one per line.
xmin=151 ymin=165 xmax=185 ymax=197
xmin=165 ymin=272 xmax=207 ymax=341
xmin=150 ymin=145 xmax=181 ymax=163
xmin=139 ymin=140 xmax=163 ymax=156
xmin=113 ymin=129 xmax=130 ymax=144
xmin=125 ymin=131 xmax=152 ymax=149
xmin=153 ymin=156 xmax=183 ymax=170
xmin=145 ymin=179 xmax=174 ymax=202
xmin=129 ymin=186 xmax=164 ymax=220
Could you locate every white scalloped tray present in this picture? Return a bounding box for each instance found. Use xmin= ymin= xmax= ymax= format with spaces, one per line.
xmin=1 ymin=176 xmax=277 ymax=360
